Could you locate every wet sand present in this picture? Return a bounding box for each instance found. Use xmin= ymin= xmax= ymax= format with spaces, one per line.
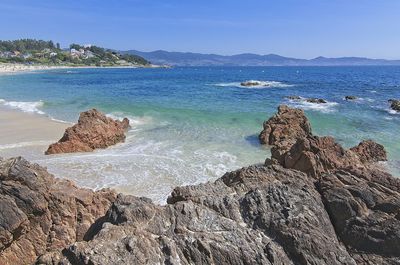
xmin=0 ymin=107 xmax=68 ymax=158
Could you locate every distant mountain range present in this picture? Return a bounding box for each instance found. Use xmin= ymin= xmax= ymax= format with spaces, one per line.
xmin=124 ymin=50 xmax=400 ymax=66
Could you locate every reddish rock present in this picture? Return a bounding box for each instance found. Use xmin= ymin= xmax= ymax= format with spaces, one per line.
xmin=350 ymin=140 xmax=387 ymax=163
xmin=259 ymin=105 xmax=312 ymax=161
xmin=262 ymin=105 xmax=388 ymax=178
xmin=45 ymin=109 xmax=130 ymax=155
xmin=0 ymin=157 xmax=116 ymax=265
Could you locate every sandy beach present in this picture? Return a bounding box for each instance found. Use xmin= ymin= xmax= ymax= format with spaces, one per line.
xmin=0 ymin=107 xmax=68 ymax=158
xmin=0 ymin=63 xmax=164 ymax=75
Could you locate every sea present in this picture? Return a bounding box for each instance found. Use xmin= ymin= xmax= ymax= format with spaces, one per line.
xmin=0 ymin=66 xmax=399 ymax=203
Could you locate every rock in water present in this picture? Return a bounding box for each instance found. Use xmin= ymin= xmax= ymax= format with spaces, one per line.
xmin=260 ymin=105 xmax=388 ymax=177
xmin=389 ymin=99 xmax=400 ymax=112
xmin=0 ymin=157 xmax=116 ymax=265
xmin=45 ymin=109 xmax=130 ymax=154
xmin=306 ymin=98 xmax=327 ymax=104
xmin=240 ymin=80 xmax=262 ymax=87
xmin=259 ymin=105 xmax=312 ymax=162
xmin=285 ymin=95 xmax=301 ymax=100
xmin=345 ymin=96 xmax=357 ymax=101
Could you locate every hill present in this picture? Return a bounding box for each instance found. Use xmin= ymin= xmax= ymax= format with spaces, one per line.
xmin=125 ymin=49 xmax=400 ymax=66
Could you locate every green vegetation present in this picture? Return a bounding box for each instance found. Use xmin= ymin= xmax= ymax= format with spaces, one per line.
xmin=0 ymin=39 xmax=150 ymax=66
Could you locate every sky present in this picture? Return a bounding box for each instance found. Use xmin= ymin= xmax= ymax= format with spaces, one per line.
xmin=1 ymin=0 xmax=399 ymax=59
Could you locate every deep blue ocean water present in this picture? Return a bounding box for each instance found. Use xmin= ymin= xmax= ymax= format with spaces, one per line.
xmin=0 ymin=66 xmax=399 ymax=202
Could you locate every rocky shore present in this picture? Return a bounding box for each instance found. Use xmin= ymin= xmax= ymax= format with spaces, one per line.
xmin=1 ymin=105 xmax=399 ymax=264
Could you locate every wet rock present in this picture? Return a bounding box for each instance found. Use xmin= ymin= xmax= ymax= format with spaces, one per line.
xmin=389 ymin=99 xmax=400 ymax=112
xmin=345 ymin=96 xmax=358 ymax=101
xmin=306 ymin=98 xmax=327 ymax=104
xmin=240 ymin=80 xmax=262 ymax=87
xmin=262 ymin=106 xmax=388 ymax=178
xmin=45 ymin=109 xmax=130 ymax=155
xmin=0 ymin=157 xmax=116 ymax=265
xmin=285 ymin=95 xmax=301 ymax=100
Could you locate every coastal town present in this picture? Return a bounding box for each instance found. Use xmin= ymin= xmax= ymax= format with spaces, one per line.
xmin=0 ymin=39 xmax=150 ymax=67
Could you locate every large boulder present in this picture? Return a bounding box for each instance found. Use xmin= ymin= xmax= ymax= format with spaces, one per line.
xmin=45 ymin=109 xmax=130 ymax=155
xmin=39 ymin=165 xmax=356 ymax=265
xmin=261 ymin=106 xmax=388 ymax=178
xmin=0 ymin=157 xmax=116 ymax=265
xmin=258 ymin=105 xmax=312 ymax=158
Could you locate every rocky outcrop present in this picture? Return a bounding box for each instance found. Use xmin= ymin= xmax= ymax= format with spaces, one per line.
xmin=258 ymin=105 xmax=312 ymax=157
xmin=318 ymin=170 xmax=400 ymax=261
xmin=0 ymin=157 xmax=116 ymax=265
xmin=350 ymin=140 xmax=387 ymax=163
xmin=39 ymin=165 xmax=357 ymax=265
xmin=1 ymin=105 xmax=398 ymax=265
xmin=45 ymin=109 xmax=130 ymax=155
xmin=389 ymin=99 xmax=400 ymax=112
xmin=260 ymin=105 xmax=387 ymax=178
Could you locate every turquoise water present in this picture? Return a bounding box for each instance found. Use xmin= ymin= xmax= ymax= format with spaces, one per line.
xmin=0 ymin=66 xmax=399 ymax=202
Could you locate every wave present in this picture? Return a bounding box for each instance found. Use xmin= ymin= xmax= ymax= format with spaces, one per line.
xmin=215 ymin=80 xmax=293 ymax=89
xmin=286 ymin=97 xmax=339 ymax=113
xmin=0 ymin=98 xmax=45 ymax=114
xmin=0 ymin=140 xmax=52 ymax=150
xmin=106 ymin=112 xmax=153 ymax=126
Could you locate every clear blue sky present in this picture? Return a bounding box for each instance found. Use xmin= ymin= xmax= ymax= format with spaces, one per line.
xmin=1 ymin=0 xmax=399 ymax=59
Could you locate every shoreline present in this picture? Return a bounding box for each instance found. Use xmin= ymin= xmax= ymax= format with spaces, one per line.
xmin=0 ymin=62 xmax=165 ymax=75
xmin=0 ymin=106 xmax=68 ymax=157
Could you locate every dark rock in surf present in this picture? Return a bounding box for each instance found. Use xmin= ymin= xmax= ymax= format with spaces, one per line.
xmin=306 ymin=98 xmax=327 ymax=104
xmin=389 ymin=99 xmax=400 ymax=112
xmin=345 ymin=96 xmax=357 ymax=101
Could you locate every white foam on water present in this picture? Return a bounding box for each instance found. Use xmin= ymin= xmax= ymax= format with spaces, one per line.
xmin=0 ymin=98 xmax=45 ymax=114
xmin=35 ymin=135 xmax=247 ymax=204
xmin=387 ymin=109 xmax=399 ymax=115
xmin=215 ymin=80 xmax=293 ymax=89
xmin=286 ymin=97 xmax=339 ymax=113
xmin=106 ymin=112 xmax=153 ymax=126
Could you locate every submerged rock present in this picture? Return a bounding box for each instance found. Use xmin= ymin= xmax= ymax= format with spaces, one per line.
xmin=345 ymin=95 xmax=358 ymax=101
xmin=45 ymin=109 xmax=130 ymax=155
xmin=306 ymin=98 xmax=327 ymax=104
xmin=240 ymin=80 xmax=262 ymax=87
xmin=285 ymin=95 xmax=301 ymax=100
xmin=389 ymin=99 xmax=400 ymax=112
xmin=0 ymin=157 xmax=116 ymax=265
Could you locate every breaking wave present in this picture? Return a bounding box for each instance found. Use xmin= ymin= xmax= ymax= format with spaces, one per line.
xmin=0 ymin=98 xmax=45 ymax=114
xmin=215 ymin=80 xmax=293 ymax=89
xmin=286 ymin=97 xmax=339 ymax=113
